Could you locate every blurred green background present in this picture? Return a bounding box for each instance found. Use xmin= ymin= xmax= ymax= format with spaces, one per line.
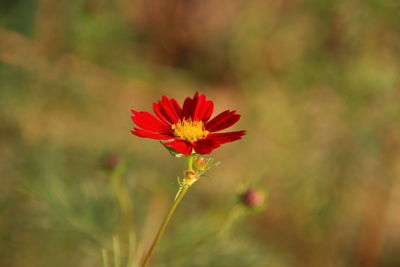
xmin=1 ymin=0 xmax=400 ymax=266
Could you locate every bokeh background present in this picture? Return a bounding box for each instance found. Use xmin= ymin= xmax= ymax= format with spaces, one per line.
xmin=1 ymin=0 xmax=400 ymax=266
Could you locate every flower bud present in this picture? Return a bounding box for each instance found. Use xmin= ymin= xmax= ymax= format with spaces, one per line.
xmin=240 ymin=189 xmax=265 ymax=209
xmin=193 ymin=157 xmax=210 ymax=171
xmin=102 ymin=155 xmax=122 ymax=170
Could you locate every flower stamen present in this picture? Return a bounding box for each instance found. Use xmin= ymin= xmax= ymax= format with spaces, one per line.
xmin=171 ymin=119 xmax=209 ymax=142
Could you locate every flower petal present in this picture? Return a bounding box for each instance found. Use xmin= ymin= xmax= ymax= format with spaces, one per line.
xmin=206 ymin=130 xmax=247 ymax=144
xmin=182 ymin=92 xmax=198 ymax=119
xmin=192 ymin=93 xmax=206 ymax=121
xmin=170 ymin=98 xmax=183 ymax=119
xmin=153 ymin=96 xmax=182 ymax=125
xmin=182 ymin=92 xmax=215 ymax=122
xmin=193 ymin=139 xmax=221 ymax=154
xmin=193 ymin=95 xmax=214 ymax=122
xmin=131 ymin=110 xmax=171 ymax=133
xmin=205 ymin=110 xmax=241 ymax=132
xmin=163 ymin=140 xmax=193 ymax=155
xmin=152 ymin=103 xmax=170 ymax=125
xmin=131 ymin=129 xmax=174 ymax=140
xmin=197 ymin=99 xmax=214 ymax=122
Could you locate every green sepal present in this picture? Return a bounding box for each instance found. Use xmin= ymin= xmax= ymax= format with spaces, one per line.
xmin=161 ymin=142 xmax=184 ymax=157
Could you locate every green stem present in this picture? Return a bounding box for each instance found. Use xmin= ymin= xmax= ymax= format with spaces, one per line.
xmin=113 ymin=236 xmax=121 ymax=267
xmin=142 ymin=185 xmax=190 ymax=267
xmin=187 ymin=155 xmax=194 ymax=171
xmin=102 ymin=248 xmax=109 ymax=267
xmin=219 ymin=205 xmax=244 ymax=237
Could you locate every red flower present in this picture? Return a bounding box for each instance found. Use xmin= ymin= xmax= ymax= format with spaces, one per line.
xmin=130 ymin=92 xmax=246 ymax=155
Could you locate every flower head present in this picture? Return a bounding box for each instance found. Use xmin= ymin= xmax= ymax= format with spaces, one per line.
xmin=130 ymin=92 xmax=246 ymax=155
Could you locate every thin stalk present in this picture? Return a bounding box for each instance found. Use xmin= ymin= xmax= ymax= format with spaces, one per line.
xmin=102 ymin=248 xmax=109 ymax=267
xmin=113 ymin=235 xmax=121 ymax=267
xmin=142 ymin=185 xmax=190 ymax=267
xmin=127 ymin=231 xmax=137 ymax=267
xmin=187 ymin=155 xmax=194 ymax=171
xmin=142 ymin=156 xmax=194 ymax=267
xmin=219 ymin=205 xmax=244 ymax=237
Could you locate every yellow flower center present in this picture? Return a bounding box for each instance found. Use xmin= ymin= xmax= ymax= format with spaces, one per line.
xmin=171 ymin=119 xmax=209 ymax=142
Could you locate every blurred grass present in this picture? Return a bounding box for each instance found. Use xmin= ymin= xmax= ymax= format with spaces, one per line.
xmin=1 ymin=0 xmax=400 ymax=266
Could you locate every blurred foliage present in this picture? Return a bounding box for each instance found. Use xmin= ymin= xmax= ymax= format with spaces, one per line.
xmin=1 ymin=0 xmax=400 ymax=266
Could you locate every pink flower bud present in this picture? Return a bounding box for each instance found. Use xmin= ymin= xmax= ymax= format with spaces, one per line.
xmin=240 ymin=189 xmax=265 ymax=208
xmin=102 ymin=155 xmax=122 ymax=170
